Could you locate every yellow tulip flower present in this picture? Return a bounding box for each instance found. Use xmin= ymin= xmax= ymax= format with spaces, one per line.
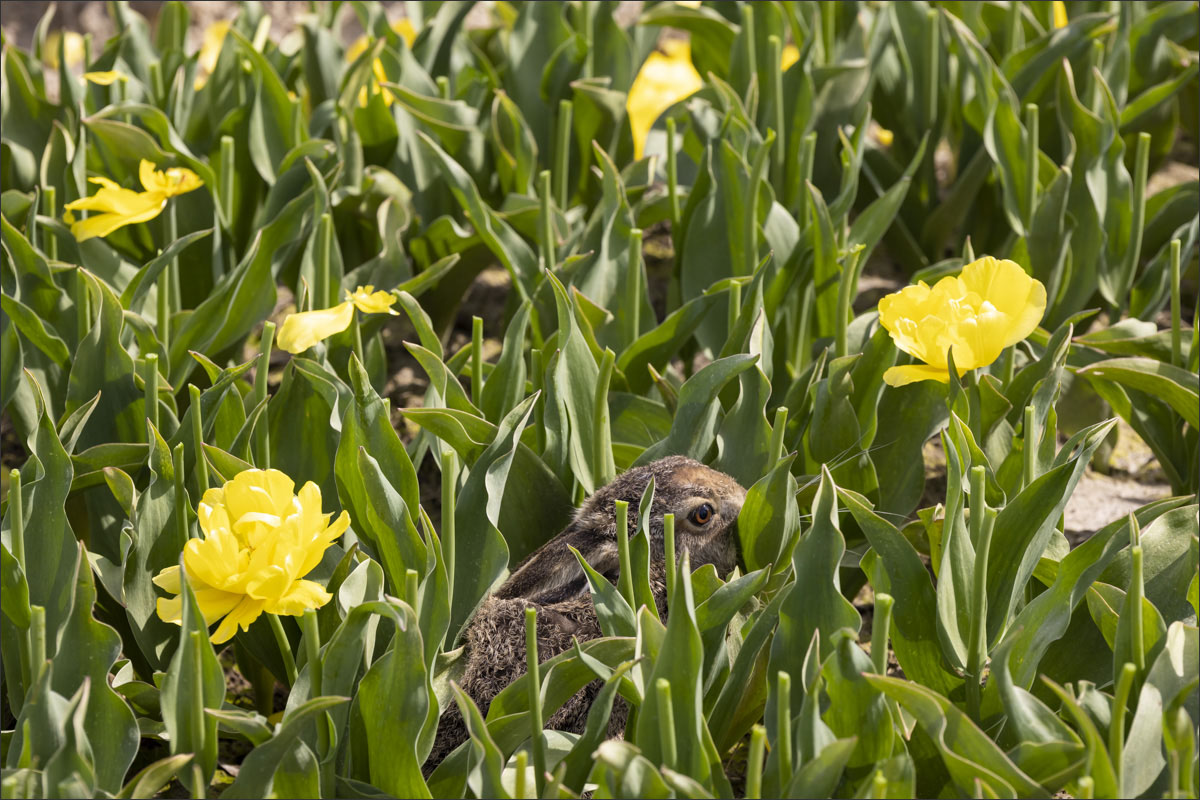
xmin=878 ymin=256 xmax=1047 ymax=386
xmin=1051 ymin=1 xmax=1068 ymax=29
xmin=153 ymin=469 xmax=349 ymax=644
xmin=627 ymin=39 xmax=703 ymax=160
xmin=346 ymin=18 xmax=418 ymax=106
xmin=193 ymin=20 xmax=231 ymax=90
xmin=83 ymin=70 xmax=129 ymax=85
xmin=63 ymin=160 xmax=203 ymax=242
xmin=277 ymin=286 xmax=400 ymax=354
xmin=44 ymin=31 xmax=86 ymax=70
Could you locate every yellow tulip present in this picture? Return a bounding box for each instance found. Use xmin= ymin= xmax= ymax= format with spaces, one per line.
xmin=153 ymin=469 xmax=349 ymax=644
xmin=44 ymin=31 xmax=85 ymax=70
xmin=1051 ymin=1 xmax=1068 ymax=29
xmin=781 ymin=43 xmax=800 ymax=71
xmin=346 ymin=18 xmax=419 ymax=106
xmin=193 ymin=20 xmax=231 ymax=90
xmin=627 ymin=39 xmax=704 ymax=160
xmin=63 ymin=160 xmax=203 ymax=242
xmin=878 ymin=257 xmax=1047 ymax=386
xmin=277 ymin=285 xmax=400 ymax=354
xmin=83 ymin=70 xmax=129 ymax=85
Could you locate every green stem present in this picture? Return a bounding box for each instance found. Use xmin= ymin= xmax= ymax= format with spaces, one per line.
xmin=794 ymin=283 xmax=815 ymax=373
xmin=299 ymin=609 xmax=330 ymax=781
xmin=871 ymin=592 xmax=894 ymax=676
xmin=1076 ymin=776 xmax=1095 ymax=799
xmin=768 ymin=407 xmax=788 ymax=466
xmin=10 ymin=469 xmax=32 ymax=695
xmin=144 ymin=354 xmax=160 ymax=431
xmin=514 ymin=750 xmax=528 ymax=800
xmin=1022 ymin=404 xmax=1036 ymax=489
xmin=220 ymin=135 xmax=235 ymax=228
xmin=42 ymin=186 xmax=57 ymax=261
xmin=615 ymin=500 xmax=634 ymax=606
xmin=524 ymin=607 xmax=546 ymax=797
xmin=1169 ymin=239 xmax=1182 ymax=368
xmin=594 ymin=349 xmax=615 ymax=488
xmin=1121 ymin=132 xmax=1151 ymax=316
xmin=435 ymin=75 xmax=450 ymax=99
xmin=627 ymin=227 xmax=643 ymax=346
xmin=188 ymin=384 xmax=209 ymax=496
xmin=728 ymin=279 xmax=743 ymax=340
xmin=580 ymin=1 xmax=595 ymax=79
xmin=156 ymin=260 xmax=171 ymax=353
xmin=767 ymin=35 xmax=785 ymax=195
xmin=267 ymin=613 xmax=297 ymax=687
xmin=742 ymin=3 xmax=758 ymax=95
xmin=173 ymin=443 xmax=189 ymax=543
xmin=148 ymin=60 xmax=164 ymax=107
xmin=820 ymin=1 xmax=835 ymax=63
xmin=255 ymin=322 xmax=275 ymax=469
xmin=351 ymin=311 xmax=365 ymax=367
xmin=30 ymin=606 xmax=46 ymax=683
xmin=872 ymin=770 xmax=888 ymax=798
xmin=796 ymin=131 xmax=817 ymax=223
xmin=745 ymin=724 xmax=766 ymax=800
xmin=554 ymin=100 xmax=573 ymax=210
xmin=190 ymin=631 xmax=207 ymax=800
xmin=441 ymin=449 xmax=457 ymax=612
xmin=666 ymin=117 xmax=680 ymax=225
xmin=1129 ymin=545 xmax=1146 ymax=672
xmin=1006 ymin=0 xmax=1023 ymax=52
xmin=663 ymin=513 xmax=676 ymax=607
xmin=166 ymin=203 xmax=181 ymax=313
xmin=965 ymin=465 xmax=994 ymax=722
xmin=776 ymin=670 xmax=793 ymax=788
xmin=538 ymin=170 xmax=555 ymax=272
xmin=1024 ymin=103 xmax=1039 ymax=230
xmin=1110 ymin=661 xmax=1136 ymax=791
xmin=925 ymin=8 xmax=939 ymax=132
xmin=835 ymin=245 xmax=865 ymax=358
xmin=316 ymin=213 xmax=334 ymax=310
xmin=655 ymin=678 xmax=677 ymax=770
xmin=1000 ymin=345 xmax=1016 ymax=386
xmin=471 ymin=316 xmax=484 ymax=403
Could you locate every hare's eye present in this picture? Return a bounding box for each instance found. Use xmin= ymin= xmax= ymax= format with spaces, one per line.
xmin=689 ymin=503 xmax=714 ymax=526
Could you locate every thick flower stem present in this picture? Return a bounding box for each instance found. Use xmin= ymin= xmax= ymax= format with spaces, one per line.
xmin=300 ymin=610 xmax=331 ymax=786
xmin=871 ymin=592 xmax=894 ymax=676
xmin=538 ymin=170 xmax=555 ymax=272
xmin=189 ymin=631 xmax=207 ymax=799
xmin=767 ymin=35 xmax=785 ymax=195
xmin=1120 ymin=133 xmax=1151 ymax=317
xmin=835 ymin=245 xmax=865 ymax=358
xmin=514 ymin=750 xmax=528 ymax=799
xmin=524 ymin=607 xmax=546 ymax=797
xmin=156 ymin=265 xmax=171 ymax=354
xmin=42 ymin=186 xmax=57 ymax=261
xmin=29 ymin=606 xmax=46 ymax=683
xmin=663 ymin=513 xmax=676 ymax=608
xmin=268 ymin=613 xmax=298 ymax=687
xmin=441 ymin=449 xmax=457 ymax=611
xmin=471 ymin=316 xmax=484 ymax=402
xmin=768 ymin=407 xmax=788 ymax=467
xmin=655 ymin=678 xmax=677 ymax=770
xmin=1169 ymin=239 xmax=1182 ymax=368
xmin=745 ymin=724 xmax=766 ymax=800
xmin=626 ymin=228 xmax=643 ymax=347
xmin=776 ymin=670 xmax=793 ymax=788
xmin=144 ymin=354 xmax=160 ymax=431
xmin=965 ymin=466 xmax=996 ymax=723
xmin=1129 ymin=517 xmax=1146 ymax=673
xmin=315 ymin=213 xmax=334 ymax=310
xmin=554 ymin=100 xmax=573 ymax=209
xmin=165 ymin=203 xmax=181 ymax=313
xmin=1110 ymin=661 xmax=1136 ymax=792
xmin=254 ymin=321 xmax=275 ymax=469
xmin=593 ymin=348 xmax=616 ymax=488
xmin=188 ymin=384 xmax=209 ymax=496
xmin=741 ymin=3 xmax=757 ymax=94
xmin=615 ymin=500 xmax=634 ymax=607
xmin=1022 ymin=404 xmax=1036 ymax=489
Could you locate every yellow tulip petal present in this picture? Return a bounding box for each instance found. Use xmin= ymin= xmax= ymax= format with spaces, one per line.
xmin=297 ymin=510 xmax=349 ymax=577
xmin=882 ymin=363 xmax=955 ymax=387
xmin=83 ymin=70 xmax=128 ymax=85
xmin=781 ymin=43 xmax=800 ymax=71
xmin=193 ymin=586 xmax=245 ymax=626
xmin=277 ymin=302 xmax=356 ymax=354
xmin=265 ymin=580 xmax=333 ymax=616
xmin=959 ymin=257 xmax=1046 ymax=347
xmin=198 ymin=20 xmax=230 ymax=75
xmin=393 ymin=17 xmax=418 ymax=46
xmin=246 ymin=565 xmax=293 ymax=602
xmin=139 ymin=160 xmax=204 ymax=197
xmin=156 ymin=595 xmax=184 ymax=625
xmin=627 ymin=41 xmax=703 ymax=160
xmin=1051 ymin=1 xmax=1068 ymax=29
xmin=348 ymin=286 xmax=399 ymax=315
xmin=152 ymin=565 xmax=182 ymax=593
xmin=211 ymin=596 xmax=267 ymax=644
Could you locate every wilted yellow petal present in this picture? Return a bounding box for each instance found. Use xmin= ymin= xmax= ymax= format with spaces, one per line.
xmin=877 ymin=256 xmax=1046 ymax=384
xmin=83 ymin=70 xmax=129 ymax=85
xmin=627 ymin=40 xmax=703 ymax=160
xmin=347 ymin=285 xmax=399 ymax=315
xmin=1051 ymin=1 xmax=1068 ymax=29
xmin=139 ymin=159 xmax=204 ymax=197
xmin=276 ymin=301 xmax=356 ymax=353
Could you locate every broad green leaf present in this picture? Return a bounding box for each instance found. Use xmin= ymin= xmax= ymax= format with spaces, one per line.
xmin=737 ymin=454 xmax=799 ymax=575
xmin=1079 ymin=357 xmax=1200 ymax=428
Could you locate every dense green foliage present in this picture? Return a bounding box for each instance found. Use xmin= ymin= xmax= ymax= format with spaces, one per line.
xmin=1 ymin=1 xmax=1198 ymax=798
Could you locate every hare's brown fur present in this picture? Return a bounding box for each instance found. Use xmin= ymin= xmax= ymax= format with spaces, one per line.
xmin=425 ymin=456 xmax=746 ymax=771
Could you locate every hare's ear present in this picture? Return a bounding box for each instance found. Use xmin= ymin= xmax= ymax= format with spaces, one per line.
xmin=496 ymin=521 xmax=619 ymax=605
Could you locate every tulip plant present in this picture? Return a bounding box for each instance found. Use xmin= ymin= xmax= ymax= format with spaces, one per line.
xmin=1 ymin=2 xmax=1197 ymax=798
